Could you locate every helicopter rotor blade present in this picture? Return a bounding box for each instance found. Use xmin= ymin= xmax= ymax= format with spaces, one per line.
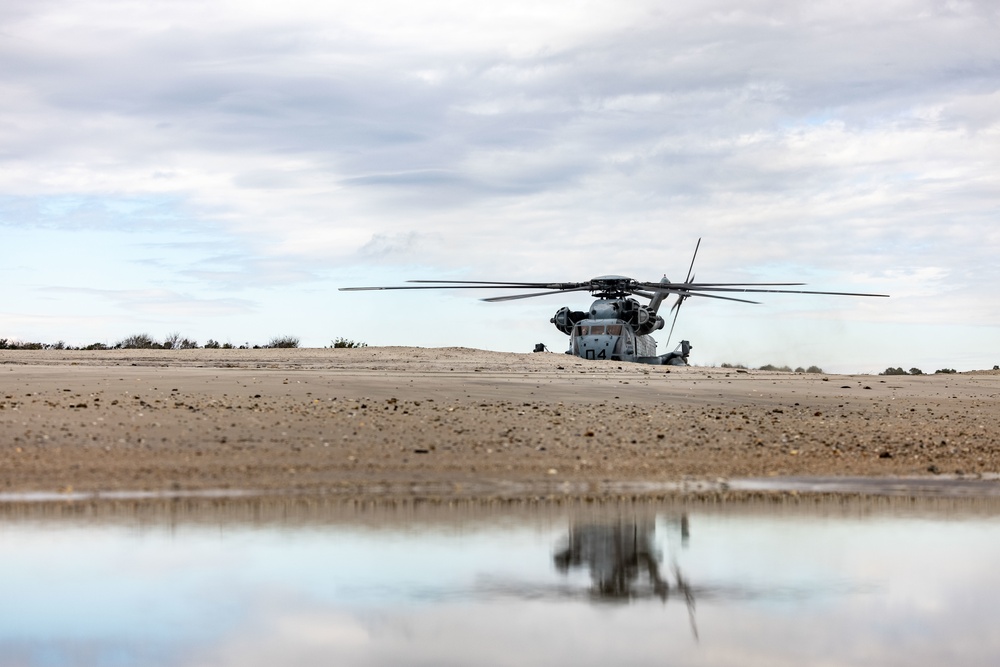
xmin=665 ymin=301 xmax=682 ymax=349
xmin=683 ymin=292 xmax=762 ymax=305
xmin=340 ymin=283 xmax=585 ymax=292
xmin=638 ymin=282 xmax=806 ymax=291
xmin=684 ymin=238 xmax=701 ymax=284
xmin=663 ymin=239 xmax=701 ymax=348
xmin=406 ymin=280 xmax=587 ymax=289
xmin=637 ymin=283 xmax=887 ymax=298
xmin=682 ymin=286 xmax=889 ymax=298
xmin=481 ymin=287 xmax=593 ymax=302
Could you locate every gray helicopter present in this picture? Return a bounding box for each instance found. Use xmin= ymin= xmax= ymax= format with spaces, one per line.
xmin=340 ymin=240 xmax=888 ymax=365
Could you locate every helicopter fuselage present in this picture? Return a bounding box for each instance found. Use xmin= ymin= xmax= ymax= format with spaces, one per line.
xmin=552 ymin=297 xmax=690 ymax=365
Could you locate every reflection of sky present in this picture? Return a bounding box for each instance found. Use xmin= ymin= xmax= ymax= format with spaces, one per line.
xmin=2 ymin=510 xmax=1000 ymax=666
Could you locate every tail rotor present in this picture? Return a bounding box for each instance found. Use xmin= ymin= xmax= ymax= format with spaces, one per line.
xmin=666 ymin=238 xmax=700 ymax=348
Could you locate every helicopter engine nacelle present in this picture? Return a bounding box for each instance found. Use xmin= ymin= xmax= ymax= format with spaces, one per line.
xmin=551 ymin=307 xmax=587 ymax=335
xmin=621 ymin=301 xmax=663 ymax=336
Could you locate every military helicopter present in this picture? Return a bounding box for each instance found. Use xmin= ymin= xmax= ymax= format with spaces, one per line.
xmin=341 ymin=239 xmax=889 ymax=365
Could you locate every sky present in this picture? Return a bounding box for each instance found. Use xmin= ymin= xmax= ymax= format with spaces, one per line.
xmin=1 ymin=0 xmax=998 ymax=373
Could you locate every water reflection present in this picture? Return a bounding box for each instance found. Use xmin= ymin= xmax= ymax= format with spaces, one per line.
xmin=552 ymin=515 xmax=700 ymax=640
xmin=555 ymin=517 xmax=671 ymax=601
xmin=2 ymin=496 xmax=1000 ymax=667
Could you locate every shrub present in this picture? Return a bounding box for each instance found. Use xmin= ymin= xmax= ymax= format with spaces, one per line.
xmin=117 ymin=333 xmax=157 ymax=349
xmin=163 ymin=333 xmax=198 ymax=349
xmin=267 ymin=336 xmax=300 ymax=348
xmin=880 ymin=367 xmax=908 ymax=375
xmin=0 ymin=339 xmax=44 ymax=350
xmin=758 ymin=364 xmax=793 ymax=372
xmin=909 ymin=367 xmax=924 ymax=375
xmin=719 ymin=362 xmax=747 ymax=369
xmin=204 ymin=339 xmax=221 ymax=349
xmin=934 ymin=368 xmax=957 ymax=374
xmin=331 ymin=337 xmax=367 ymax=349
xmin=805 ymin=365 xmax=824 ymax=374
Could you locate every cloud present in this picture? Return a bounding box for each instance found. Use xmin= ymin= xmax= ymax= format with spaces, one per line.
xmin=1 ymin=0 xmax=998 ymax=367
xmin=41 ymin=287 xmax=255 ymax=317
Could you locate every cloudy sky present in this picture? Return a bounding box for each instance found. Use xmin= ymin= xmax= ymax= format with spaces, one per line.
xmin=2 ymin=0 xmax=998 ymax=372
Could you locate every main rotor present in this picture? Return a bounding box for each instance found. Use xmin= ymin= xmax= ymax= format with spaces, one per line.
xmin=340 ymin=274 xmax=887 ymax=304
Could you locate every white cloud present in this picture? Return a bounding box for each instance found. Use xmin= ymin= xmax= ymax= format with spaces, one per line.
xmin=1 ymin=0 xmax=998 ymax=368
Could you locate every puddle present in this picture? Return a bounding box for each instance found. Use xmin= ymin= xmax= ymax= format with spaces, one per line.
xmin=2 ymin=496 xmax=1000 ymax=666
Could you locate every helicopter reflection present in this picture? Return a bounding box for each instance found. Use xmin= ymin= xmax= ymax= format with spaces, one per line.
xmin=552 ymin=514 xmax=698 ymax=636
xmin=553 ymin=515 xmax=691 ymax=601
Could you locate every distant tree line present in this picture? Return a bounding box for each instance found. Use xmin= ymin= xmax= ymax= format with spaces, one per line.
xmin=720 ymin=362 xmax=825 ymax=373
xmin=879 ymin=367 xmax=958 ymax=375
xmin=1 ymin=334 xmax=375 ymax=350
xmin=0 ymin=334 xmax=306 ymax=350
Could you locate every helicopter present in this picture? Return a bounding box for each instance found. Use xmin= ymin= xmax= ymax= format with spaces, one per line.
xmin=340 ymin=239 xmax=889 ymax=365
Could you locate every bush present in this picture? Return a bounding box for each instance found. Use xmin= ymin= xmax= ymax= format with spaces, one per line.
xmin=934 ymin=368 xmax=957 ymax=374
xmin=267 ymin=336 xmax=300 ymax=348
xmin=758 ymin=364 xmax=793 ymax=372
xmin=805 ymin=365 xmax=824 ymax=374
xmin=117 ymin=333 xmax=157 ymax=349
xmin=331 ymin=337 xmax=367 ymax=349
xmin=164 ymin=332 xmax=198 ymax=349
xmin=0 ymin=339 xmax=44 ymax=350
xmin=880 ymin=367 xmax=908 ymax=375
xmin=204 ymin=339 xmax=221 ymax=349
xmin=909 ymin=367 xmax=924 ymax=375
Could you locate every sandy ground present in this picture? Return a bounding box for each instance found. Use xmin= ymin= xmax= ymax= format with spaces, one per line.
xmin=2 ymin=347 xmax=999 ymax=497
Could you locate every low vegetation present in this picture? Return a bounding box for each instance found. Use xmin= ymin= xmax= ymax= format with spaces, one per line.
xmin=881 ymin=366 xmax=959 ymax=375
xmin=329 ymin=337 xmax=367 ymax=348
xmin=720 ymin=362 xmax=824 ymax=373
xmin=0 ymin=333 xmax=321 ymax=350
xmin=0 ymin=339 xmax=45 ymax=350
xmin=266 ymin=335 xmax=300 ymax=349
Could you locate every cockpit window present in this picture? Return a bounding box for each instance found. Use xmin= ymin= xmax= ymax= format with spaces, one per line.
xmin=575 ymin=325 xmax=588 ymax=336
xmin=606 ymin=325 xmax=622 ymax=335
xmin=589 ymin=325 xmax=605 ymax=335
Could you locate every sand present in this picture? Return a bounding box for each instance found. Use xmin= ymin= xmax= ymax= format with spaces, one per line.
xmin=2 ymin=347 xmax=999 ymax=497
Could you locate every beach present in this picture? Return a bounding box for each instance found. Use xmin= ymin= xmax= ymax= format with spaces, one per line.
xmin=2 ymin=347 xmax=999 ymax=497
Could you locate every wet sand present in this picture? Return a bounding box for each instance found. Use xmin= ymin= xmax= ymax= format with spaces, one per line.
xmin=2 ymin=347 xmax=999 ymax=497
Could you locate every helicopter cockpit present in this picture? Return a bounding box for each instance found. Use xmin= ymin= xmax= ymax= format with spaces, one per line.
xmin=575 ymin=324 xmax=623 ymax=336
xmin=572 ymin=322 xmax=634 ymax=361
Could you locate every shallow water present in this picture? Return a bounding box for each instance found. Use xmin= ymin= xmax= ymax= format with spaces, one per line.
xmin=2 ymin=496 xmax=1000 ymax=667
